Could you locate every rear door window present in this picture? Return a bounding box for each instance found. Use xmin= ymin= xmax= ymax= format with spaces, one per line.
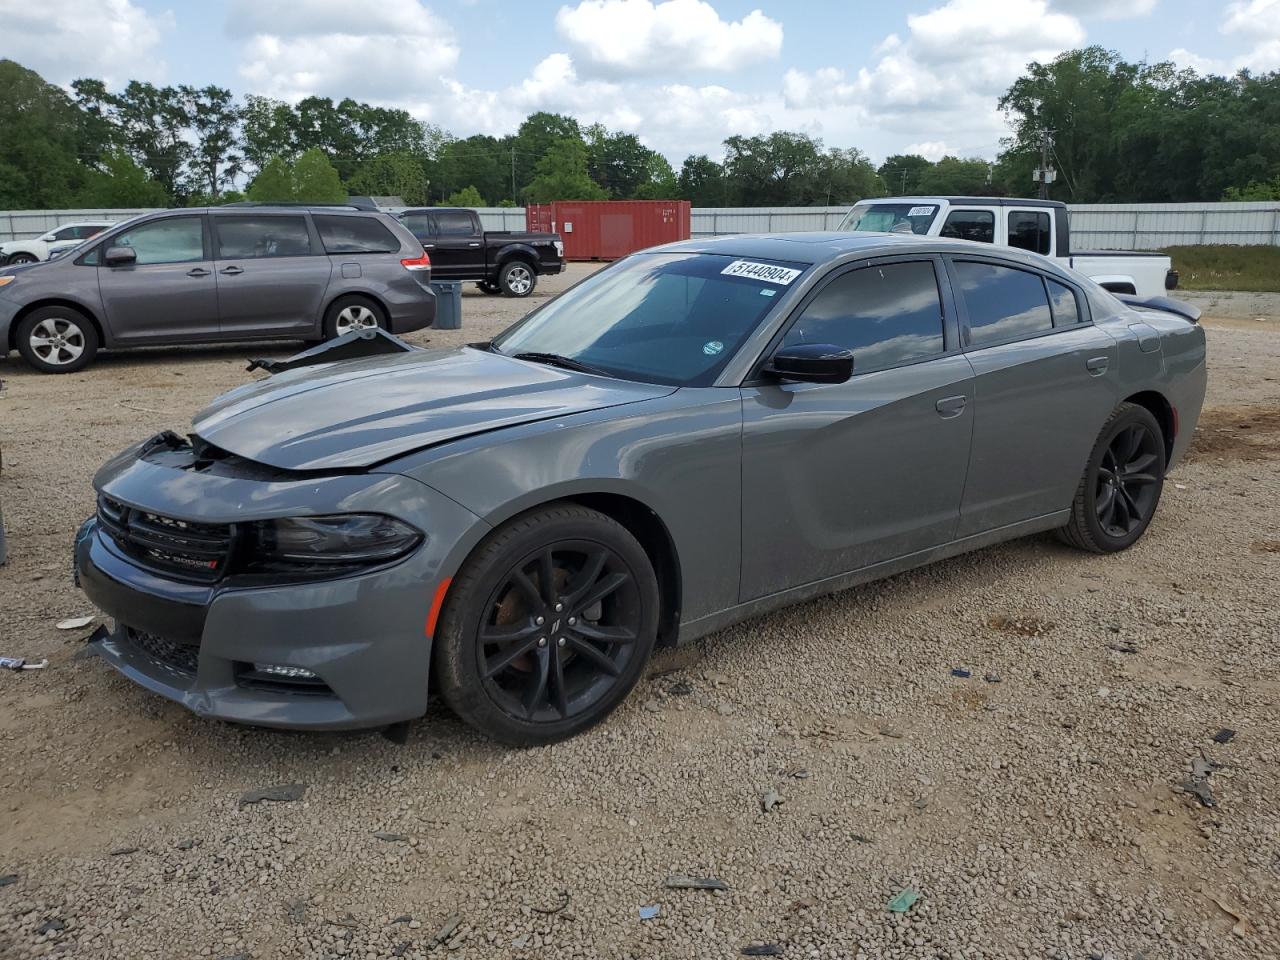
xmin=1008 ymin=211 xmax=1052 ymax=255
xmin=953 ymin=260 xmax=1053 ymax=347
xmin=432 ymin=210 xmax=476 ymax=236
xmin=214 ymin=216 xmax=312 ymax=259
xmin=314 ymin=215 xmax=399 ymax=254
xmin=401 ymin=213 xmax=433 ymax=237
xmin=940 ymin=210 xmax=994 ymax=244
xmin=782 ymin=260 xmax=946 ymax=373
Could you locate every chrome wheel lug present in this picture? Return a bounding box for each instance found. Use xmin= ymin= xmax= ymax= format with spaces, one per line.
xmin=535 ymin=615 xmax=545 ymax=626
xmin=554 ymin=602 xmax=563 ymax=612
xmin=567 ymin=616 xmax=577 ymax=625
xmin=537 ymin=637 xmax=547 ymax=648
xmin=557 ymin=637 xmax=566 ymax=648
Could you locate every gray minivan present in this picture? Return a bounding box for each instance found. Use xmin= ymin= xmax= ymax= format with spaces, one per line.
xmin=0 ymin=207 xmax=436 ymax=373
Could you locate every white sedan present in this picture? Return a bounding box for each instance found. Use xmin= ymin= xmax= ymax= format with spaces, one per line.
xmin=0 ymin=221 xmax=116 ymax=265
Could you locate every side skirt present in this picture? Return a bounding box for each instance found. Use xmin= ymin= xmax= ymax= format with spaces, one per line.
xmin=675 ymin=510 xmax=1070 ymax=645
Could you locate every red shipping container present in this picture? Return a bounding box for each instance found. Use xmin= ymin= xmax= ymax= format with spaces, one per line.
xmin=526 ymin=200 xmax=690 ymax=260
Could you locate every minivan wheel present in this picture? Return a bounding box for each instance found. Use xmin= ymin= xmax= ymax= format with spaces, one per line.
xmin=434 ymin=503 xmax=659 ymax=746
xmin=498 ymin=260 xmax=536 ymax=298
xmin=15 ymin=307 xmax=99 ymax=374
xmin=323 ymin=295 xmax=386 ymax=339
xmin=1059 ymin=402 xmax=1166 ymax=553
xmin=6 ymin=253 xmax=37 ymax=266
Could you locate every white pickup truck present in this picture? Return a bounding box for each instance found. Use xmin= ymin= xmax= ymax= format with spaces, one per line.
xmin=837 ymin=197 xmax=1178 ymax=298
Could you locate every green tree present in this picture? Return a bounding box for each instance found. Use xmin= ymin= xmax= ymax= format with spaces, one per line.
xmin=78 ymin=151 xmax=169 ymax=206
xmin=0 ymin=60 xmax=93 ymax=208
xmin=104 ymin=80 xmax=193 ymax=199
xmin=525 ymin=138 xmax=607 ymax=202
xmin=816 ymin=147 xmax=885 ymax=203
xmin=182 ymin=85 xmax=241 ymax=199
xmin=632 ymin=153 xmax=678 ymax=199
xmin=292 ymin=148 xmax=345 ymax=202
xmin=347 ymin=151 xmax=428 ymax=205
xmin=1223 ymin=177 xmax=1280 ymax=200
xmin=877 ymin=154 xmax=932 ymax=194
xmin=240 ymin=95 xmax=297 ymax=171
xmin=514 ymin=112 xmax=582 ymax=195
xmin=432 ymin=135 xmax=510 ymax=203
xmin=445 ymin=185 xmax=486 ymax=207
xmin=915 ymin=156 xmax=993 ymax=195
xmin=677 ymin=154 xmax=725 ymax=205
xmin=246 ymin=155 xmax=295 ymax=201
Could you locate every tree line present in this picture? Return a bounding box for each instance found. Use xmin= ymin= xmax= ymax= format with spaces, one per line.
xmin=2 ymin=48 xmax=1278 ymax=212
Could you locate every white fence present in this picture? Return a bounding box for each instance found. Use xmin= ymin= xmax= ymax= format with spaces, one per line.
xmin=5 ymin=202 xmax=1279 ymax=249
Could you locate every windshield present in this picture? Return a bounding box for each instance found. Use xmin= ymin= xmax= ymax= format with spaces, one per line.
xmin=493 ymin=252 xmax=808 ymax=387
xmin=838 ymin=203 xmax=938 ymax=235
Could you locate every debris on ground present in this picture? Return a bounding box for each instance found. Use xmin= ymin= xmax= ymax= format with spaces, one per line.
xmin=1177 ymin=753 xmax=1222 ymax=808
xmin=983 ymin=672 xmax=1002 ymax=683
xmin=0 ymin=657 xmax=48 ymax=671
xmin=761 ymin=788 xmax=783 ymax=813
xmin=950 ymin=668 xmax=971 ymax=678
xmin=1209 ymin=892 xmax=1252 ymax=937
xmin=109 ymin=846 xmax=138 ymax=856
xmin=887 ymin=888 xmax=922 ymax=913
xmin=373 ymin=831 xmax=408 ymax=842
xmin=238 ymin=783 xmax=307 ymax=806
xmin=638 ymin=905 xmax=660 ymax=920
xmin=175 ymin=839 xmax=198 ymax=850
xmin=741 ymin=944 xmax=785 ymax=956
xmin=531 ymin=890 xmax=571 ymax=914
xmin=1213 ymin=728 xmax=1237 ymax=744
xmin=664 ymin=875 xmax=729 ymax=891
xmin=1107 ymin=642 xmax=1140 ymax=654
xmin=36 ymin=918 xmax=66 ymax=934
xmin=0 ymin=874 xmax=17 ymax=887
xmin=429 ymin=913 xmax=461 ymax=947
xmin=55 ymin=616 xmax=95 ymax=631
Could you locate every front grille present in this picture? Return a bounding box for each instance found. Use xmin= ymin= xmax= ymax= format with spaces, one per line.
xmin=128 ymin=627 xmax=200 ymax=674
xmin=98 ymin=495 xmax=234 ymax=582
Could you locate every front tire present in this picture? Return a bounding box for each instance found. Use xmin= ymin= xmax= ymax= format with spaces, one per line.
xmin=1059 ymin=402 xmax=1166 ymax=553
xmin=498 ymin=260 xmax=536 ymax=298
xmin=434 ymin=504 xmax=659 ymax=746
xmin=16 ymin=307 xmax=99 ymax=373
xmin=6 ymin=253 xmax=38 ymax=266
xmin=322 ymin=295 xmax=386 ymax=339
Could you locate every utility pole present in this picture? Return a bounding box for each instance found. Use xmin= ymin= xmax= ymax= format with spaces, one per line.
xmin=901 ymin=169 xmax=907 ymax=193
xmin=1033 ymin=128 xmax=1056 ymax=200
xmin=511 ymin=146 xmax=517 ymax=203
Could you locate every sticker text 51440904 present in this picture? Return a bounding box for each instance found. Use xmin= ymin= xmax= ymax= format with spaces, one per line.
xmin=720 ymin=260 xmax=803 ymax=285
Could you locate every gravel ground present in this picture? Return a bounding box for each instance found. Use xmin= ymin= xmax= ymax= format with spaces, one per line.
xmin=0 ymin=268 xmax=1278 ymax=960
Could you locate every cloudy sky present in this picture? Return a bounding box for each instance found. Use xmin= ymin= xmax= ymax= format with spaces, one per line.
xmin=2 ymin=0 xmax=1277 ymax=164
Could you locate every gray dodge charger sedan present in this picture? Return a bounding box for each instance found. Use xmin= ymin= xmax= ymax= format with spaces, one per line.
xmin=75 ymin=233 xmax=1207 ymax=744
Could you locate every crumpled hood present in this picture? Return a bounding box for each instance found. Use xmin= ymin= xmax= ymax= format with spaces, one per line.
xmin=192 ymin=346 xmax=674 ymax=471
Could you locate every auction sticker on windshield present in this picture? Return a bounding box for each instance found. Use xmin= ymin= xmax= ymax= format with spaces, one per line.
xmin=720 ymin=260 xmax=803 ymax=285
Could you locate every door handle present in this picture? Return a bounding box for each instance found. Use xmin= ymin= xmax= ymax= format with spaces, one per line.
xmin=1086 ymin=356 xmax=1109 ymax=375
xmin=186 ymin=267 xmax=210 ymax=277
xmin=467 ymin=242 xmax=481 ymax=247
xmin=219 ymin=265 xmax=243 ymax=276
xmin=935 ymin=395 xmax=967 ymax=418
xmin=421 ymin=243 xmax=435 ymax=249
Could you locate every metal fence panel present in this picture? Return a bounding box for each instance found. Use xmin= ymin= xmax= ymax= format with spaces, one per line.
xmin=5 ymin=202 xmax=1279 ymax=248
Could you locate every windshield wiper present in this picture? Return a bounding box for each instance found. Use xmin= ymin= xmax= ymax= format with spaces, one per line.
xmin=510 ymin=351 xmax=612 ymax=378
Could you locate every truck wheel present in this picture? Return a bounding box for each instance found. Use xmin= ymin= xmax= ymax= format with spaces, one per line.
xmin=323 ymin=295 xmax=386 ymax=339
xmin=498 ymin=261 xmax=536 ymax=298
xmin=15 ymin=306 xmax=99 ymax=374
xmin=433 ymin=503 xmax=659 ymax=745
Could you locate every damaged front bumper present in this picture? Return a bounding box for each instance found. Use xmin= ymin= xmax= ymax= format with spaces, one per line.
xmin=75 ymin=439 xmax=487 ymax=730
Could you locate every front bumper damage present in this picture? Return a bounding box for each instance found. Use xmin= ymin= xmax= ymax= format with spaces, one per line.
xmin=75 ymin=440 xmax=486 ymax=730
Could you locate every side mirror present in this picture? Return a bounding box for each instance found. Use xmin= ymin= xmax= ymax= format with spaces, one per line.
xmin=104 ymin=246 xmax=137 ymax=267
xmin=765 ymin=343 xmax=854 ymax=384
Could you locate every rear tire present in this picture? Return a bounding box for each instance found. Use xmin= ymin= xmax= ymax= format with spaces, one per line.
xmin=498 ymin=260 xmax=536 ymax=298
xmin=15 ymin=306 xmax=99 ymax=374
xmin=1059 ymin=402 xmax=1166 ymax=553
xmin=434 ymin=503 xmax=659 ymax=746
xmin=322 ymin=295 xmax=386 ymax=339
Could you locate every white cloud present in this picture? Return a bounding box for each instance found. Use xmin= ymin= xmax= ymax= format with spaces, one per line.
xmin=1167 ymin=0 xmax=1280 ymax=75
xmin=554 ymin=0 xmax=783 ymax=76
xmin=904 ymin=141 xmax=952 ymax=162
xmin=781 ymin=0 xmax=1086 ymax=159
xmin=232 ymin=0 xmax=459 ymax=102
xmin=1049 ymin=0 xmax=1156 ymax=18
xmin=0 ymin=0 xmax=172 ymax=85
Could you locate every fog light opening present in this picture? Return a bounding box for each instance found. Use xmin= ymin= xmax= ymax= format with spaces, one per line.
xmin=252 ymin=662 xmax=319 ymax=680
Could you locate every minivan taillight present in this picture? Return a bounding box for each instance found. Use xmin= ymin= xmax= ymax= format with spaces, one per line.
xmin=400 ymin=253 xmax=431 ymax=272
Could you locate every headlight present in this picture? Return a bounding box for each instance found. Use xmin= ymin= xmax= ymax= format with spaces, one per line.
xmin=242 ymin=514 xmax=422 ymax=571
xmin=0 ymin=277 xmax=15 ymax=288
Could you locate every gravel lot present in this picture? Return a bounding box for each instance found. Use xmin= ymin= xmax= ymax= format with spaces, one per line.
xmin=0 ymin=266 xmax=1278 ymax=960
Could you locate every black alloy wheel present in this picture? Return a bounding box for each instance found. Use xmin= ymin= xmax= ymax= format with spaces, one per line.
xmin=434 ymin=504 xmax=659 ymax=745
xmin=1060 ymin=402 xmax=1166 ymax=553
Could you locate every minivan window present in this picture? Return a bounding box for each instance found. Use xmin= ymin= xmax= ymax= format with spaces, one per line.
xmin=215 ymin=216 xmax=312 ymax=259
xmin=109 ymin=217 xmax=206 ymax=265
xmin=314 ymin=215 xmax=399 ymax=254
xmin=782 ymin=261 xmax=945 ymax=373
xmin=954 ymin=261 xmax=1053 ymax=347
xmin=1008 ymin=211 xmax=1051 ymax=255
xmin=433 ymin=211 xmax=475 ymax=236
xmin=940 ymin=210 xmax=994 ymax=244
xmin=1047 ymin=279 xmax=1081 ymax=326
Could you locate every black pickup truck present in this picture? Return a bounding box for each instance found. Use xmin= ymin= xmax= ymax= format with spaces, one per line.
xmin=398 ymin=208 xmax=564 ymax=297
